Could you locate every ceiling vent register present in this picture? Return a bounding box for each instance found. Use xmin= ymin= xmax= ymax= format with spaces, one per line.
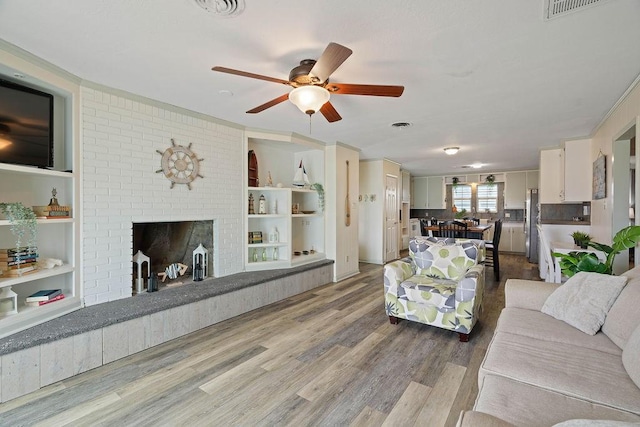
xmin=193 ymin=0 xmax=245 ymax=17
xmin=544 ymin=0 xmax=613 ymax=20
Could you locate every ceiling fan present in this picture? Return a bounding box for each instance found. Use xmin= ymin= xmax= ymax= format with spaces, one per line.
xmin=212 ymin=42 xmax=404 ymax=123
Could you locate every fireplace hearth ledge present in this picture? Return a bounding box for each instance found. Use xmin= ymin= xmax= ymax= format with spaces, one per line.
xmin=0 ymin=259 xmax=334 ymax=356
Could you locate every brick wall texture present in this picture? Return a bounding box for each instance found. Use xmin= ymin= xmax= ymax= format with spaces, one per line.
xmin=81 ymin=87 xmax=244 ymax=306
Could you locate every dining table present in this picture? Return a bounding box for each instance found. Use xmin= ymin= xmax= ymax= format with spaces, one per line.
xmin=424 ymin=222 xmax=493 ymax=240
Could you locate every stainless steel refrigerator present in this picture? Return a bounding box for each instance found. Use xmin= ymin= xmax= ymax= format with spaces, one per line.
xmin=525 ymin=188 xmax=540 ymax=263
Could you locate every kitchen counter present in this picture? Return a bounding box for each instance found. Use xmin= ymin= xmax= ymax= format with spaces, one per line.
xmin=540 ymin=220 xmax=590 ymax=225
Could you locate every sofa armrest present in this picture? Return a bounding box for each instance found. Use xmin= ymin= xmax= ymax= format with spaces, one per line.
xmin=383 ymin=259 xmax=415 ymax=290
xmin=456 ymin=411 xmax=515 ymax=427
xmin=505 ymin=279 xmax=560 ymax=311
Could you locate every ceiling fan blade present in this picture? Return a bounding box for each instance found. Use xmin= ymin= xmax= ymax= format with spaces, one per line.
xmin=212 ymin=66 xmax=291 ymax=86
xmin=319 ymin=102 xmax=342 ymax=123
xmin=246 ymin=93 xmax=290 ymax=114
xmin=327 ymin=83 xmax=404 ymax=97
xmin=309 ymin=42 xmax=353 ymax=83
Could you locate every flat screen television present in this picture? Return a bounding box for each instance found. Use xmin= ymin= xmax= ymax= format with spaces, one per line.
xmin=0 ymin=78 xmax=54 ymax=168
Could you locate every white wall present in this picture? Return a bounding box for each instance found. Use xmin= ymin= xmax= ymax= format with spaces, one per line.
xmin=325 ymin=144 xmax=360 ymax=281
xmin=358 ymin=159 xmax=400 ymax=264
xmin=591 ymin=78 xmax=640 ymax=251
xmin=81 ymin=83 xmax=245 ymax=305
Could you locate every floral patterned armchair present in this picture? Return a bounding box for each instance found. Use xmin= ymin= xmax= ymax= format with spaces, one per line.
xmin=383 ymin=237 xmax=485 ymax=342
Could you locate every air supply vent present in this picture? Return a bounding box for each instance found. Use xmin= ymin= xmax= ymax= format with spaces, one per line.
xmin=193 ymin=0 xmax=245 ymax=17
xmin=544 ymin=0 xmax=613 ymax=20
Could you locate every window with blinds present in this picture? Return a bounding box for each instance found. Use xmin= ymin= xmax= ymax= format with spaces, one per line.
xmin=477 ymin=184 xmax=498 ymax=213
xmin=452 ymin=184 xmax=472 ymax=212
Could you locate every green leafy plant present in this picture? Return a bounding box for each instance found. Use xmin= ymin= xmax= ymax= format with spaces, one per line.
xmin=310 ymin=183 xmax=325 ymax=212
xmin=554 ymin=225 xmax=640 ymax=277
xmin=571 ymin=231 xmax=591 ymax=249
xmin=454 ymin=208 xmax=467 ymax=219
xmin=452 ymin=176 xmax=459 ymax=187
xmin=0 ymin=202 xmax=37 ymax=252
xmin=485 ymin=174 xmax=495 ymax=186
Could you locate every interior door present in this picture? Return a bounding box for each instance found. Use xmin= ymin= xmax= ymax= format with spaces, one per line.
xmin=385 ymin=174 xmax=399 ymax=262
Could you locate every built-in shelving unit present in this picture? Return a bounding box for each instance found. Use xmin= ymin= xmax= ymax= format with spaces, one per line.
xmin=0 ymin=164 xmax=80 ymax=338
xmin=0 ymin=57 xmax=81 ymax=338
xmin=245 ymin=130 xmax=326 ymax=271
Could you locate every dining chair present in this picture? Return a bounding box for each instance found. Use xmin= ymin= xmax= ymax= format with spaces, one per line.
xmin=420 ymin=218 xmax=431 ymax=237
xmin=537 ymin=223 xmax=557 ymax=282
xmin=439 ymin=220 xmax=468 ymax=239
xmin=484 ymin=219 xmax=502 ymax=281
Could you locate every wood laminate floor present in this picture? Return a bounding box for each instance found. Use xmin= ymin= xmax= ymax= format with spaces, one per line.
xmin=0 ymin=253 xmax=540 ymax=427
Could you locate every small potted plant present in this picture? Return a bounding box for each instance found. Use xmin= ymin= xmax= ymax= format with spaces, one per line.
xmin=452 ymin=176 xmax=459 ymax=187
xmin=485 ymin=174 xmax=495 ymax=186
xmin=555 ymin=226 xmax=640 ymax=277
xmin=571 ymin=231 xmax=591 ymax=249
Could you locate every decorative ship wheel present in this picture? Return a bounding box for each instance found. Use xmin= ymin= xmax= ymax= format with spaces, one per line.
xmin=156 ymin=139 xmax=204 ymax=190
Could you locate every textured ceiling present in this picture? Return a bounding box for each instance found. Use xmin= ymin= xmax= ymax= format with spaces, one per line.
xmin=0 ymin=0 xmax=639 ymax=176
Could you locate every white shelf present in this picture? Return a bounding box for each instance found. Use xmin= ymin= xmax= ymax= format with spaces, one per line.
xmin=246 ymin=135 xmax=325 ymax=271
xmin=0 ymin=264 xmax=74 ymax=289
xmin=0 ymin=296 xmax=82 ymax=340
xmin=248 ymin=242 xmax=288 ymax=248
xmin=0 ymin=163 xmax=74 ymax=178
xmin=0 ymin=218 xmax=74 ymax=226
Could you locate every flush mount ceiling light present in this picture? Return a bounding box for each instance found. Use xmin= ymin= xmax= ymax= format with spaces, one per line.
xmin=444 ymin=147 xmax=460 ymax=155
xmin=470 ymin=163 xmax=483 ymax=169
xmin=289 ymin=86 xmax=330 ymax=116
xmin=391 ymin=122 xmax=412 ymax=129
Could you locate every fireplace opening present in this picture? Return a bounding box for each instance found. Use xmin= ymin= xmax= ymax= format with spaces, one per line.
xmin=132 ymin=220 xmax=213 ymax=291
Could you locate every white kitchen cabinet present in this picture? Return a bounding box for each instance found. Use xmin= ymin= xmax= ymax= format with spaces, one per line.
xmin=401 ymin=170 xmax=411 ymax=203
xmin=411 ymin=177 xmax=428 ymax=209
xmin=500 ymin=222 xmax=526 ymax=253
xmin=427 ymin=176 xmax=445 ymax=209
xmin=539 ymin=149 xmax=565 ymax=203
xmin=563 ymin=139 xmax=592 ymax=202
xmin=505 ymin=171 xmax=527 ymax=209
xmin=540 ymin=141 xmax=591 ymax=203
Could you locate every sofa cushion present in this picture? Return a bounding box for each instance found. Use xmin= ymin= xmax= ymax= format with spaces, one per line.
xmin=475 ymin=374 xmax=640 ymax=427
xmin=496 ymin=308 xmax=622 ymax=355
xmin=602 ymin=267 xmax=640 ymax=348
xmin=623 ymin=324 xmax=640 ymax=389
xmin=553 ymin=420 xmax=640 ymax=426
xmin=541 ymin=272 xmax=627 ymax=335
xmin=410 ymin=242 xmax=479 ymax=280
xmin=479 ymin=331 xmax=640 ymax=414
xmin=399 ymin=275 xmax=457 ymax=306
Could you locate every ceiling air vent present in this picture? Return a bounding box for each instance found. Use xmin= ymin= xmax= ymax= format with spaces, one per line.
xmin=193 ymin=0 xmax=245 ymax=17
xmin=544 ymin=0 xmax=613 ymax=20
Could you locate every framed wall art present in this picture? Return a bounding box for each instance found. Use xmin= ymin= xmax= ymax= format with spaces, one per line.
xmin=592 ymin=153 xmax=606 ymax=200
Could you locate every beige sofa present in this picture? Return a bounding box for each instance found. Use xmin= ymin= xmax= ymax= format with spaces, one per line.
xmin=458 ymin=267 xmax=640 ymax=426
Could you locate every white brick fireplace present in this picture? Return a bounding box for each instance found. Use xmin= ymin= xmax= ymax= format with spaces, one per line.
xmin=81 ymin=84 xmax=245 ymax=306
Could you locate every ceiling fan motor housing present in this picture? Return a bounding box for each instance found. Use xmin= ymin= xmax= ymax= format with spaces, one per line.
xmin=289 ymin=59 xmax=322 ymax=86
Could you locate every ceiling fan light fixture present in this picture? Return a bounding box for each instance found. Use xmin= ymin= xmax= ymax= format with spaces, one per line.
xmin=289 ymin=86 xmax=330 ymax=115
xmin=444 ymin=147 xmax=460 ymax=155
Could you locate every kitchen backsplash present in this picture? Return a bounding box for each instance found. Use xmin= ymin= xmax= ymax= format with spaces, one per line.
xmin=540 ymin=203 xmax=591 ymax=223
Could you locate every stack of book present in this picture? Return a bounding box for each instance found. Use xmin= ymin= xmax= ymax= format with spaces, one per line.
xmin=25 ymin=289 xmax=64 ymax=307
xmin=248 ymin=231 xmax=263 ymax=244
xmin=47 ymin=205 xmax=71 ymax=218
xmin=0 ymin=247 xmax=38 ymax=277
